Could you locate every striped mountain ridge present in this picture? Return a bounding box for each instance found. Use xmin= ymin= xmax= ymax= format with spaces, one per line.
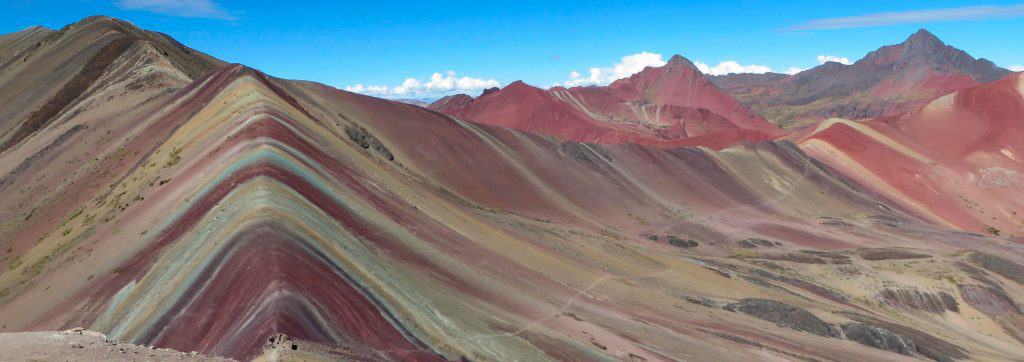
xmin=0 ymin=16 xmax=221 ymax=154
xmin=1 ymin=16 xmax=1024 ymax=361
xmin=793 ymin=72 xmax=1024 ymax=233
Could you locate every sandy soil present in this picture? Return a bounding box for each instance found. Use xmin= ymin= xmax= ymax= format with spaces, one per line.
xmin=0 ymin=328 xmax=234 ymax=361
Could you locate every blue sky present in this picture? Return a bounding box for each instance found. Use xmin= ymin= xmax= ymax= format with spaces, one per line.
xmin=3 ymin=0 xmax=1023 ymax=98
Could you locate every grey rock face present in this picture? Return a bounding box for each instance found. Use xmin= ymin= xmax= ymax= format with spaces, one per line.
xmin=841 ymin=323 xmax=915 ymax=356
xmin=726 ymin=299 xmax=836 ymax=337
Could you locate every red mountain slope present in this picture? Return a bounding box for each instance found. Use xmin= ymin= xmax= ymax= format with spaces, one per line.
xmin=796 ymin=72 xmax=1024 ymax=232
xmin=430 ymin=55 xmax=781 ymax=149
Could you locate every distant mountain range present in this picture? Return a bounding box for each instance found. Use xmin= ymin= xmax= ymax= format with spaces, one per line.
xmin=714 ymin=29 xmax=1010 ymax=128
xmin=432 ymin=29 xmax=1011 ymax=138
xmin=392 ymin=98 xmax=437 ymax=107
xmin=429 ymin=55 xmax=781 ymax=149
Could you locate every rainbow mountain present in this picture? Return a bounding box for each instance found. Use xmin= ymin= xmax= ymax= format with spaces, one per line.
xmin=1 ymin=16 xmax=1023 ymax=361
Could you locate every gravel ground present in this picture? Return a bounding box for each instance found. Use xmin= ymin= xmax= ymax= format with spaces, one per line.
xmin=0 ymin=328 xmax=235 ymax=361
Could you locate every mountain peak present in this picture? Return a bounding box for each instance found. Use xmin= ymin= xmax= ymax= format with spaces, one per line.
xmin=71 ymin=15 xmax=118 ymax=27
xmin=664 ymin=54 xmax=699 ymax=71
xmin=860 ymin=28 xmax=955 ymax=66
xmin=480 ymin=87 xmax=500 ymax=97
xmin=504 ymin=80 xmax=535 ymax=91
xmin=427 ymin=93 xmax=474 ymax=113
xmin=893 ymin=28 xmax=1008 ymax=83
xmin=625 ymin=54 xmax=703 ymax=81
xmin=903 ymin=28 xmax=944 ymax=48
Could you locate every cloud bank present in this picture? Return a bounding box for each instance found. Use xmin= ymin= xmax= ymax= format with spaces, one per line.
xmin=115 ymin=0 xmax=236 ymax=20
xmin=817 ymin=55 xmax=852 ymax=65
xmin=345 ymin=71 xmax=500 ymax=98
xmin=694 ymin=61 xmax=772 ymax=76
xmin=562 ymin=52 xmax=667 ymax=87
xmin=790 ymin=5 xmax=1024 ymax=30
xmin=559 ymin=52 xmax=786 ymax=86
xmin=784 ymin=67 xmax=807 ymax=75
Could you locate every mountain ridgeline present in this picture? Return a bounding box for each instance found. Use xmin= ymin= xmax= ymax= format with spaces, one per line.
xmin=711 ymin=29 xmax=1011 ymax=128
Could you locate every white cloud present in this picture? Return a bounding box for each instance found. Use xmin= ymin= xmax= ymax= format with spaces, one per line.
xmin=684 ymin=55 xmax=848 ymax=77
xmin=563 ymin=52 xmax=667 ymax=87
xmin=557 ymin=52 xmax=834 ymax=82
xmin=345 ymin=71 xmax=500 ymax=98
xmin=817 ymin=55 xmax=852 ymax=65
xmin=1010 ymin=65 xmax=1024 ymax=72
xmin=343 ymin=84 xmax=389 ymax=94
xmin=693 ymin=60 xmax=773 ymax=76
xmin=789 ymin=5 xmax=1024 ymax=30
xmin=776 ymin=55 xmax=850 ymax=76
xmin=784 ymin=67 xmax=807 ymax=75
xmin=116 ymin=0 xmax=236 ymax=20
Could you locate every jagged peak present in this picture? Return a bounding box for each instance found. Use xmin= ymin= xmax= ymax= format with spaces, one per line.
xmin=664 ymin=54 xmax=700 ymax=71
xmin=480 ymin=87 xmax=500 ymax=97
xmin=899 ymin=28 xmax=950 ymax=56
xmin=904 ymin=28 xmax=942 ymax=46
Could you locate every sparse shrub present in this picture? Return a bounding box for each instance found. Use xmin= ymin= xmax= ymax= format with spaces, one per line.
xmin=667 ymin=236 xmax=699 ymax=248
xmin=165 ymin=146 xmax=182 ymax=167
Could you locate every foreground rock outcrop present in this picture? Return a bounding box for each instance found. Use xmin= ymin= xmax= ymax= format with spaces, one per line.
xmin=0 ymin=328 xmax=232 ymax=361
